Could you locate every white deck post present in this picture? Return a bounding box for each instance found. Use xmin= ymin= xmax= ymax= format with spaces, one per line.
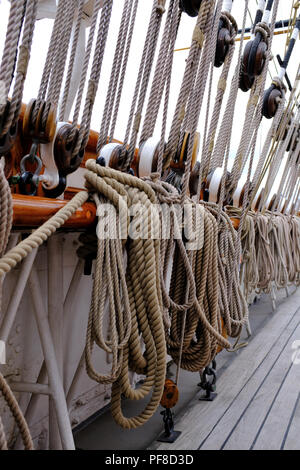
xmin=0 ymin=248 xmax=38 ymax=342
xmin=28 ymin=267 xmax=75 ymax=450
xmin=47 ymin=234 xmax=64 ymax=449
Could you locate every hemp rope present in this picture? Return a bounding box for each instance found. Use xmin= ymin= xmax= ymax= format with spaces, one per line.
xmin=0 ymin=0 xmax=38 ymax=138
xmin=82 ymin=161 xmax=167 ymax=429
xmin=72 ymin=0 xmax=114 ymax=156
xmin=58 ymin=0 xmax=85 ymax=121
xmin=97 ymin=0 xmax=138 ymax=151
xmin=68 ymin=0 xmax=102 ymax=140
xmin=122 ymin=0 xmax=167 ymax=168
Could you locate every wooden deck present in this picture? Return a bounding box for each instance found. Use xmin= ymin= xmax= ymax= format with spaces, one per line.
xmin=151 ymin=288 xmax=300 ymax=451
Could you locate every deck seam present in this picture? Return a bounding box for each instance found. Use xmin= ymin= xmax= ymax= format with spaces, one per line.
xmin=198 ymin=305 xmax=300 ymax=450
xmin=280 ymin=392 xmax=300 ymax=450
xmin=249 ymin=362 xmax=294 ymax=449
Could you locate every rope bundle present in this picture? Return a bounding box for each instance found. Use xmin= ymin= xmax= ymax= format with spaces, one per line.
xmin=226 ymin=208 xmax=300 ymax=297
xmin=83 ymin=160 xmax=167 ymax=429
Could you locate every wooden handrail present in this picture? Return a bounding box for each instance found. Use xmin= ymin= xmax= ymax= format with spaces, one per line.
xmin=10 ymin=105 xmax=243 ymax=230
xmin=12 ymin=194 xmax=96 ymax=229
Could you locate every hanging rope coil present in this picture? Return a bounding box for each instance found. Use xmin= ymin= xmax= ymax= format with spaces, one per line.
xmin=82 ymin=161 xmax=167 ymax=429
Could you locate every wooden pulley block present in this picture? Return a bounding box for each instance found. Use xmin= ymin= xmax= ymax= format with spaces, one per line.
xmin=247 ymin=36 xmax=267 ymax=77
xmin=179 ymin=0 xmax=202 ymax=17
xmin=170 ymin=132 xmax=200 ymax=172
xmin=215 ymin=25 xmax=233 ymax=68
xmin=239 ymin=41 xmax=255 ymax=92
xmin=205 ymin=167 xmax=231 ymax=204
xmin=23 ymin=99 xmax=57 ymax=143
xmin=232 ymin=179 xmax=246 ymax=208
xmin=160 ymin=379 xmax=179 ymax=409
xmin=137 ymin=137 xmax=160 ymax=177
xmin=262 ymin=85 xmax=283 ymax=120
xmin=98 ymin=142 xmax=128 ymax=171
xmin=239 ymin=72 xmax=254 ymax=93
xmin=54 ymin=123 xmax=85 ymax=176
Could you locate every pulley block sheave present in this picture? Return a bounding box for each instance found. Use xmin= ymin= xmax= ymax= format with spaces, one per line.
xmin=138 ymin=137 xmax=161 ymax=177
xmin=171 ymin=132 xmax=200 ymax=171
xmin=239 ymin=35 xmax=267 ymax=92
xmin=53 ymin=123 xmax=85 ymax=176
xmin=247 ymin=33 xmax=268 ymax=78
xmin=262 ymin=84 xmax=283 ymax=119
xmin=205 ymin=167 xmax=231 ymax=204
xmin=215 ymin=24 xmax=232 ymax=68
xmin=23 ymin=99 xmax=57 ymax=143
xmin=179 ymin=0 xmax=202 ymax=17
xmin=239 ymin=41 xmax=255 ymax=92
xmin=166 ymin=132 xmax=200 ymax=190
xmin=215 ymin=9 xmax=237 ymax=68
xmin=232 ymin=179 xmax=247 ymax=208
xmin=98 ymin=142 xmax=129 ymax=171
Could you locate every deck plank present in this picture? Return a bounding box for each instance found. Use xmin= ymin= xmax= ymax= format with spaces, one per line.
xmin=282 ymin=392 xmax=300 ymax=450
xmin=251 ymin=334 xmax=300 ymax=450
xmin=221 ymin=322 xmax=300 ymax=450
xmin=150 ymin=289 xmax=300 ymax=450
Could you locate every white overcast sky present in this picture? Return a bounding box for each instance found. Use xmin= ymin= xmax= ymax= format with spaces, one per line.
xmin=0 ymin=0 xmax=299 ymax=193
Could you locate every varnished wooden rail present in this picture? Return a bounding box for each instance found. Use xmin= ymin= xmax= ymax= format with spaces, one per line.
xmin=12 ymin=194 xmax=96 ymax=229
xmin=10 ymin=104 xmax=240 ymax=230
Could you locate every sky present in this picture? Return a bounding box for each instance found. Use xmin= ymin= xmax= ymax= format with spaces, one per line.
xmin=0 ymin=0 xmax=299 ymax=195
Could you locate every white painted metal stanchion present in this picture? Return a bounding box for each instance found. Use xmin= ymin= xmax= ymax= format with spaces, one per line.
xmin=0 ymin=248 xmax=38 ymax=343
xmin=63 ymin=259 xmax=84 ymax=392
xmin=47 ymin=234 xmax=64 ymax=450
xmin=28 ymin=267 xmax=75 ymax=450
